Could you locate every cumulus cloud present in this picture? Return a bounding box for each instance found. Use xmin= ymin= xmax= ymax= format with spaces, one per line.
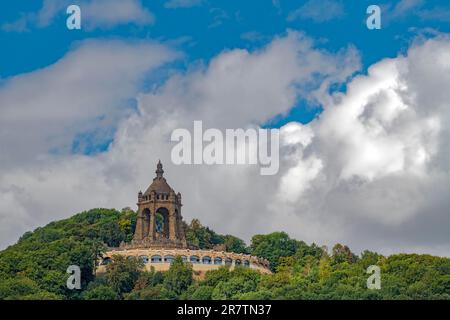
xmin=0 ymin=39 xmax=177 ymax=169
xmin=274 ymin=37 xmax=450 ymax=254
xmin=1 ymin=0 xmax=154 ymax=32
xmin=0 ymin=31 xmax=449 ymax=259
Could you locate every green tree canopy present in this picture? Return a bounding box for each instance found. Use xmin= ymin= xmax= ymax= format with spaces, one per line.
xmin=163 ymin=256 xmax=193 ymax=298
xmin=250 ymin=232 xmax=300 ymax=270
xmin=1 ymin=208 xmax=449 ymax=301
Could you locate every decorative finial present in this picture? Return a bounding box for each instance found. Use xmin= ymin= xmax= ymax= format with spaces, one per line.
xmin=156 ymin=160 xmax=164 ymax=178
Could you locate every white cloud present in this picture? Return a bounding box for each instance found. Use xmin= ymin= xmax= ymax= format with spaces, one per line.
xmin=316 ymin=57 xmax=440 ymax=182
xmin=419 ymin=7 xmax=450 ymax=22
xmin=1 ymin=14 xmax=30 ymax=32
xmin=287 ymin=0 xmax=345 ymax=23
xmin=1 ymin=0 xmax=154 ymax=32
xmin=80 ymin=0 xmax=154 ymax=30
xmin=1 ymin=31 xmax=450 ymax=259
xmin=0 ymin=39 xmax=178 ymax=168
xmin=240 ymin=31 xmax=267 ymax=43
xmin=208 ymin=8 xmax=229 ymax=28
xmin=274 ymin=37 xmax=450 ymax=253
xmin=384 ymin=1 xmax=450 ymax=25
xmin=390 ymin=0 xmax=424 ymax=18
xmin=164 ymin=0 xmax=203 ymax=9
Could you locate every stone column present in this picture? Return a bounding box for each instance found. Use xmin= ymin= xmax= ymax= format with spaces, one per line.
xmin=177 ymin=212 xmax=185 ymax=240
xmin=143 ymin=212 xmax=149 ymax=239
xmin=150 ymin=199 xmax=156 ymax=240
xmin=148 ymin=210 xmax=155 ymax=240
xmin=134 ymin=212 xmax=144 ymax=241
xmin=169 ymin=210 xmax=176 ymax=241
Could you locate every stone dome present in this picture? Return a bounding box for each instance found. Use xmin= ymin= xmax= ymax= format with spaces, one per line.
xmin=143 ymin=160 xmax=174 ymax=195
xmin=144 ymin=177 xmax=174 ymax=195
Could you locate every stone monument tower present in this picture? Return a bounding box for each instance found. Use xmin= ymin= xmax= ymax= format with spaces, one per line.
xmin=133 ymin=161 xmax=187 ymax=248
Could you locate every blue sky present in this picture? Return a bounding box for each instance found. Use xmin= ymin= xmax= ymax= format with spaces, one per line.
xmin=2 ymin=1 xmax=449 ymax=72
xmin=1 ymin=0 xmax=449 ymax=133
xmin=1 ymin=1 xmax=448 ymax=77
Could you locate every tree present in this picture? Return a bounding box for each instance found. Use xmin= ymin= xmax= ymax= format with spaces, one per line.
xmin=223 ymin=235 xmax=249 ymax=254
xmin=332 ymin=244 xmax=357 ymax=264
xmin=124 ymin=285 xmax=165 ymax=300
xmin=185 ymin=219 xmax=247 ymax=252
xmin=83 ymin=284 xmax=117 ymax=300
xmin=250 ymin=232 xmax=299 ymax=270
xmin=133 ymin=269 xmax=164 ymax=290
xmin=360 ymin=250 xmax=381 ymax=268
xmin=189 ymin=286 xmax=214 ymax=300
xmin=203 ymin=266 xmax=232 ymax=287
xmin=0 ymin=277 xmax=41 ymax=300
xmin=211 ymin=267 xmax=260 ymax=300
xmin=212 ymin=277 xmax=257 ymax=300
xmin=106 ymin=255 xmax=143 ymax=298
xmin=99 ymin=221 xmax=127 ymax=247
xmin=163 ymin=256 xmax=193 ymax=298
xmin=318 ymin=256 xmax=332 ymax=282
xmin=185 ymin=219 xmax=214 ymax=249
xmin=296 ymin=242 xmax=325 ymax=259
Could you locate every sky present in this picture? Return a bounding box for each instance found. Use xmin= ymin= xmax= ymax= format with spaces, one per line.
xmin=1 ymin=0 xmax=450 ymax=256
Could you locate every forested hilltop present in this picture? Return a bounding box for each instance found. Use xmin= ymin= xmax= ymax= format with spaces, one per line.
xmin=0 ymin=208 xmax=449 ymax=300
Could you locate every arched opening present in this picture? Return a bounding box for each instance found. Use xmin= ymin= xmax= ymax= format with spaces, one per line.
xmin=155 ymin=207 xmax=169 ymax=238
xmin=101 ymin=257 xmax=111 ymax=266
xmin=202 ymin=256 xmax=212 ymax=264
xmin=164 ymin=255 xmax=175 ymax=264
xmin=190 ymin=255 xmax=200 ymax=264
xmin=214 ymin=257 xmax=223 ymax=265
xmin=151 ymin=255 xmax=162 ymax=263
xmin=139 ymin=255 xmax=149 ymax=264
xmin=225 ymin=257 xmax=232 ymax=265
xmin=243 ymin=260 xmax=250 ymax=267
xmin=235 ymin=259 xmax=242 ymax=266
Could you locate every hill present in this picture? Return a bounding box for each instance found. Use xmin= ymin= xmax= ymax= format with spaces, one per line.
xmin=0 ymin=208 xmax=449 ymax=300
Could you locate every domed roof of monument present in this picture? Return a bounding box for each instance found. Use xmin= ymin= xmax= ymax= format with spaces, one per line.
xmin=143 ymin=161 xmax=174 ymax=195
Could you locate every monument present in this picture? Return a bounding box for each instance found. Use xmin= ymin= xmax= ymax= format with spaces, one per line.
xmin=97 ymin=161 xmax=271 ymax=276
xmin=133 ymin=160 xmax=187 ymax=249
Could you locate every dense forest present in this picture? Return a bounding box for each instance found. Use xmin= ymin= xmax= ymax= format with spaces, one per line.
xmin=0 ymin=208 xmax=449 ymax=300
